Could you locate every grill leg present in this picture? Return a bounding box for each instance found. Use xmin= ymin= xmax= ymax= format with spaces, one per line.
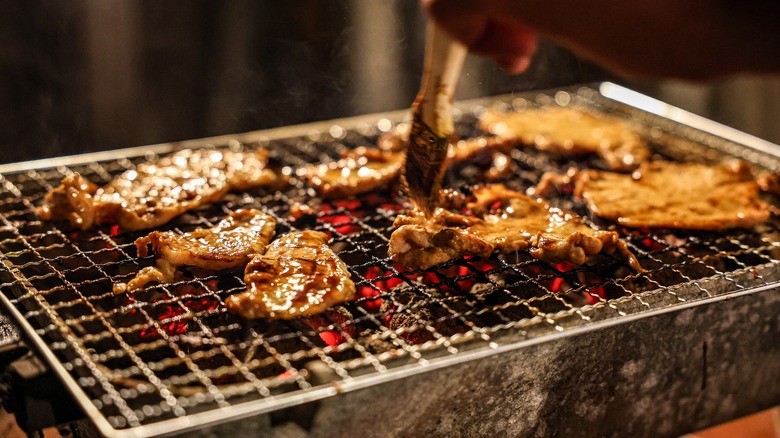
xmin=2 ymin=352 xmax=86 ymax=433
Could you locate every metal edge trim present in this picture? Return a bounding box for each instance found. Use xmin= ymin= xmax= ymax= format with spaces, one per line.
xmin=0 ymin=110 xmax=407 ymax=174
xmin=3 ymin=82 xmax=778 ymax=175
xmin=0 ymin=283 xmax=118 ymax=436
xmin=0 ymin=88 xmax=542 ymax=175
xmin=599 ymin=82 xmax=780 ymax=158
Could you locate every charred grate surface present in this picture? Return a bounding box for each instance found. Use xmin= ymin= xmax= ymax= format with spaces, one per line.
xmin=0 ymin=86 xmax=779 ymax=434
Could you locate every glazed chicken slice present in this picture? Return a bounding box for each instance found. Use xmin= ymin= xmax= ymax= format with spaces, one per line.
xmin=135 ymin=209 xmax=276 ymax=270
xmin=226 ymin=230 xmax=356 ymax=320
xmin=114 ymin=209 xmax=277 ymax=293
xmin=389 ymin=185 xmax=642 ymax=271
xmin=390 ymin=211 xmax=492 ymax=269
xmin=383 ymin=123 xmax=515 ymax=174
xmin=302 ymin=124 xmax=518 ymax=199
xmin=38 ymin=148 xmax=277 ymax=231
xmin=574 ymin=161 xmax=771 ymax=230
xmin=301 ymin=146 xmax=404 ymax=198
xmin=479 ymin=106 xmax=650 ymax=171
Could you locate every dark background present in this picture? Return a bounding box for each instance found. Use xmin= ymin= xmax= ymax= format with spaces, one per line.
xmin=1 ymin=1 xmax=778 ymax=165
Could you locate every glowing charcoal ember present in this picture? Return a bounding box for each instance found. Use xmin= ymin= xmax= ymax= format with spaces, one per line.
xmin=333 ymin=199 xmax=362 ymax=211
xmin=156 ymin=303 xmax=184 ymax=320
xmin=359 ymin=291 xmax=383 ymax=312
xmin=318 ymin=331 xmax=346 ymax=347
xmin=357 ymin=268 xmax=384 ymax=312
xmin=554 ymin=262 xmax=576 ymax=273
xmin=139 ymin=327 xmax=159 ymax=340
xmin=584 ymin=287 xmax=607 ymax=305
xmin=278 ymin=370 xmax=296 ymax=380
xmin=162 ymin=320 xmax=189 ymax=336
xmin=319 ymin=214 xmax=360 ymax=235
xmin=302 ymin=307 xmax=356 ymax=347
xmin=641 ymin=238 xmax=667 ymax=251
xmin=183 ymin=296 xmax=220 ymax=313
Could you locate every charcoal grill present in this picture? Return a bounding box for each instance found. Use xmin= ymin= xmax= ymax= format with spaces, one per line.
xmin=0 ymin=83 xmax=778 ymax=437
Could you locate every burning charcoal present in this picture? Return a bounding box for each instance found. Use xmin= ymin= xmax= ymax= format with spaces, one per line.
xmin=381 ymin=291 xmax=432 ymax=344
xmin=468 ymin=274 xmax=505 ymax=301
xmin=388 ymin=310 xmax=435 ymax=344
xmin=302 ymin=306 xmax=355 ymax=335
xmin=355 ymin=329 xmax=395 ymax=354
xmin=382 ymin=290 xmax=467 ymax=344
xmin=300 ymin=306 xmax=356 ymax=347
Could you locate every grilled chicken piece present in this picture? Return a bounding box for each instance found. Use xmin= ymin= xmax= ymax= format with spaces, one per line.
xmin=226 ymin=231 xmax=356 ymax=320
xmin=301 ymin=146 xmax=404 ymax=199
xmin=531 ymin=167 xmax=580 ymax=198
xmin=479 ymin=106 xmax=650 ymax=171
xmin=574 ymin=161 xmax=771 ymax=230
xmin=303 ymin=120 xmax=519 ymax=199
xmin=113 ymin=259 xmax=177 ymax=295
xmin=389 ymin=222 xmax=490 ymax=270
xmin=758 ymin=173 xmax=780 ymax=196
xmin=38 ymin=148 xmax=277 ymax=231
xmin=36 ymin=174 xmax=100 ymax=230
xmin=377 ymin=124 xmax=410 ymax=152
xmin=115 ymin=209 xmax=277 ymax=294
xmin=447 ymin=137 xmax=516 ymax=181
xmin=389 ymin=185 xmax=642 ymax=271
xmin=390 ymin=210 xmax=492 ymax=269
xmin=447 ymin=136 xmax=514 ymax=163
xmin=135 ymin=209 xmax=277 ymax=270
xmin=382 ymin=125 xmax=515 ymax=178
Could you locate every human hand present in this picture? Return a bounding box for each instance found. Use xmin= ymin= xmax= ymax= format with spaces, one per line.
xmin=421 ymin=0 xmax=538 ymax=74
xmin=423 ymin=0 xmax=780 ymax=79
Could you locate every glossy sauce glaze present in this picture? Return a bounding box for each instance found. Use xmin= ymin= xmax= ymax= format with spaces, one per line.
xmin=135 ymin=209 xmax=277 ymax=270
xmin=38 ymin=148 xmax=277 ymax=230
xmin=389 ymin=184 xmax=642 ymax=271
xmin=480 ymin=106 xmax=650 ymax=171
xmin=575 ymin=161 xmax=771 ymax=230
xmin=226 ymin=230 xmax=356 ymax=320
xmin=301 ymin=146 xmax=403 ymax=198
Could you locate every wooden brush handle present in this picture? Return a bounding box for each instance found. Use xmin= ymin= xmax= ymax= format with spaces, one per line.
xmin=414 ymin=22 xmax=467 ymax=138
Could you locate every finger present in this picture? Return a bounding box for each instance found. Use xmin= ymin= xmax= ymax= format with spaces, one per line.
xmin=496 ymin=55 xmax=534 ymax=74
xmin=423 ymin=0 xmax=492 ymax=48
xmin=471 ymin=20 xmax=538 ymax=60
xmin=424 ymin=0 xmax=538 ymax=73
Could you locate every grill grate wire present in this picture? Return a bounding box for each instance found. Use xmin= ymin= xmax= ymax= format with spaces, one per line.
xmin=0 ymin=86 xmax=779 ymax=434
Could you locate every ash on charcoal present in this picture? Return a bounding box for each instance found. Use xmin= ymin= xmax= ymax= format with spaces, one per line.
xmin=381 ymin=290 xmax=468 ymax=345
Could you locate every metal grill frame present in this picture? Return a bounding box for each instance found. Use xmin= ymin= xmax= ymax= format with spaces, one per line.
xmin=0 ymin=82 xmax=778 ymax=437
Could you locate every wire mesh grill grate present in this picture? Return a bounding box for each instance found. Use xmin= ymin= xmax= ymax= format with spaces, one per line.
xmin=0 ymin=86 xmax=779 ymax=434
